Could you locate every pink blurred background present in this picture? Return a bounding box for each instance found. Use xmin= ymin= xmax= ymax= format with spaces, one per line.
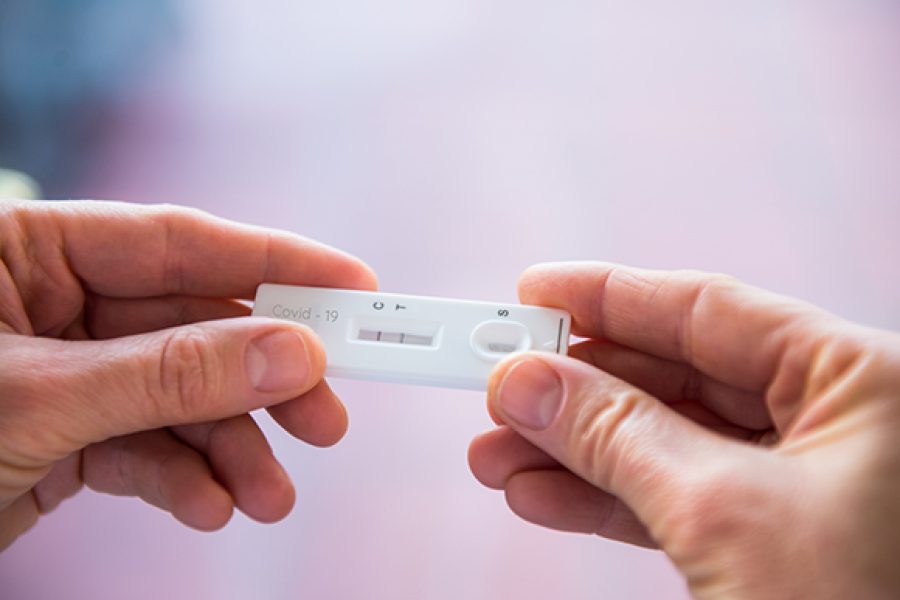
xmin=2 ymin=1 xmax=900 ymax=598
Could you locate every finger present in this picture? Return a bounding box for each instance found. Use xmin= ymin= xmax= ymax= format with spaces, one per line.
xmin=0 ymin=495 xmax=40 ymax=551
xmin=468 ymin=426 xmax=559 ymax=490
xmin=518 ymin=262 xmax=834 ymax=394
xmin=667 ymin=400 xmax=760 ymax=440
xmin=488 ymin=352 xmax=767 ymax=545
xmin=267 ymin=379 xmax=349 ymax=448
xmin=85 ymin=295 xmax=250 ymax=339
xmin=31 ymin=452 xmax=83 ymax=514
xmin=468 ymin=427 xmax=656 ymax=545
xmin=82 ymin=429 xmax=233 ymax=531
xmin=505 ymin=470 xmax=656 ymax=547
xmin=172 ymin=415 xmax=294 ymax=523
xmin=0 ymin=317 xmax=326 ymax=458
xmin=9 ymin=200 xmax=378 ymax=300
xmin=569 ymin=339 xmax=772 ymax=430
xmin=471 ymin=409 xmax=755 ymax=500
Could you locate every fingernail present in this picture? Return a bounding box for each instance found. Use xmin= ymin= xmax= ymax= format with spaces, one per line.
xmin=246 ymin=330 xmax=311 ymax=392
xmin=496 ymin=359 xmax=563 ymax=430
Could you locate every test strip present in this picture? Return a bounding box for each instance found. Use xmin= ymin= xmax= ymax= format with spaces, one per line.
xmin=358 ymin=329 xmax=434 ymax=346
xmin=252 ymin=284 xmax=571 ymax=390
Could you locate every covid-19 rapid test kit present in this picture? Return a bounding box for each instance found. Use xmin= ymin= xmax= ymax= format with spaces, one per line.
xmin=253 ymin=284 xmax=571 ymax=390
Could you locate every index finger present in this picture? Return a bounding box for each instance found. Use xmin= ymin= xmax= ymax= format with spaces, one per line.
xmin=23 ymin=200 xmax=378 ymax=298
xmin=517 ymin=261 xmax=835 ymax=392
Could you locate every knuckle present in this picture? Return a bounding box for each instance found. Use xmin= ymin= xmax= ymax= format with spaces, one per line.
xmin=682 ymin=272 xmax=743 ymax=311
xmin=677 ymin=269 xmax=740 ymax=288
xmin=672 ymin=271 xmax=743 ymax=363
xmin=152 ymin=328 xmax=221 ymax=421
xmin=0 ymin=344 xmax=77 ymax=459
xmin=150 ymin=203 xmax=210 ymax=223
xmin=149 ymin=204 xmax=214 ymax=294
xmin=675 ymin=271 xmax=745 ymax=316
xmin=153 ymin=448 xmax=182 ymax=506
xmin=569 ymin=384 xmax=653 ymax=491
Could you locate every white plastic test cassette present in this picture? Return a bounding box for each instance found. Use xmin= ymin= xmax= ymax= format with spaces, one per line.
xmin=252 ymin=284 xmax=571 ymax=390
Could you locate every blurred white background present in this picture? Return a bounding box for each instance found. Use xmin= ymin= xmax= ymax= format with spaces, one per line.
xmin=1 ymin=1 xmax=899 ymax=598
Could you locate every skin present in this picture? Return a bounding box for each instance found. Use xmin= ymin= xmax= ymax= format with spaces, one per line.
xmin=469 ymin=262 xmax=900 ymax=598
xmin=4 ymin=201 xmax=898 ymax=597
xmin=0 ymin=200 xmax=377 ymax=550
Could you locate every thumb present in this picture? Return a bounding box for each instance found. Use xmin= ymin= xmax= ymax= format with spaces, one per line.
xmin=0 ymin=317 xmax=324 ymax=455
xmin=487 ymin=352 xmax=761 ymax=545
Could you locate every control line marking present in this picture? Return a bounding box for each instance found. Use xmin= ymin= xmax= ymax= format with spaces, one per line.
xmin=556 ymin=318 xmax=563 ymax=354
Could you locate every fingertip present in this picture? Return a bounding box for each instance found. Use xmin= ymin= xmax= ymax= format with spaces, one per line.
xmin=268 ymin=470 xmax=297 ymax=522
xmin=241 ymin=320 xmax=329 ymax=408
xmin=486 ymin=362 xmax=512 ymax=426
xmin=486 ymin=353 xmax=527 ymax=412
xmin=503 ymin=470 xmax=657 ymax=545
xmin=467 ymin=432 xmax=502 ymax=490
xmin=307 ymin=382 xmax=350 ymax=448
xmin=314 ymin=396 xmax=350 ymax=448
xmin=267 ymin=380 xmax=349 ymax=447
xmin=242 ymin=463 xmax=296 ymax=524
xmin=503 ymin=471 xmax=545 ymax=526
xmin=172 ymin=479 xmax=234 ymax=532
xmin=517 ymin=261 xmax=587 ymax=298
xmin=468 ymin=426 xmax=561 ymax=490
xmin=353 ymin=262 xmax=380 ymax=292
xmin=517 ymin=261 xmax=620 ymax=305
xmin=504 ymin=469 xmax=597 ymax=534
xmin=485 ymin=361 xmax=509 ymax=425
xmin=320 ymin=246 xmax=379 ymax=292
xmin=487 ymin=353 xmax=564 ymax=431
xmin=175 ymin=415 xmax=297 ymax=525
xmin=486 ymin=404 xmax=504 ymax=426
xmin=288 ymin=321 xmax=328 ymax=383
xmin=516 ymin=263 xmax=554 ymax=301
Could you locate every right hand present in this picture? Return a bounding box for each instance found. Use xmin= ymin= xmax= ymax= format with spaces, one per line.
xmin=469 ymin=262 xmax=900 ymax=598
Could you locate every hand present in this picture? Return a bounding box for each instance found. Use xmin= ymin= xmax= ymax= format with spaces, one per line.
xmin=0 ymin=200 xmax=377 ymax=550
xmin=469 ymin=262 xmax=900 ymax=598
